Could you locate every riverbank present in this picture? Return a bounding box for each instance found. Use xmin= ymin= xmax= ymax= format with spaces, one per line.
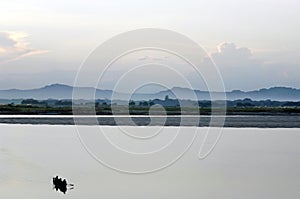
xmin=1 ymin=115 xmax=300 ymax=127
xmin=1 ymin=104 xmax=300 ymax=115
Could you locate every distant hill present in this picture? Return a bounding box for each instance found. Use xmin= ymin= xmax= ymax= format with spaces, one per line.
xmin=0 ymin=84 xmax=116 ymax=100
xmin=0 ymin=84 xmax=300 ymax=101
xmin=152 ymin=86 xmax=300 ymax=101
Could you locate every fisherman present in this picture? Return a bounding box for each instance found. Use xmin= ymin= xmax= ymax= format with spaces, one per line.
xmin=52 ymin=176 xmax=74 ymax=194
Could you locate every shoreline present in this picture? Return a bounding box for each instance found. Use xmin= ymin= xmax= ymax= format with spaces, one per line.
xmin=0 ymin=115 xmax=300 ymax=128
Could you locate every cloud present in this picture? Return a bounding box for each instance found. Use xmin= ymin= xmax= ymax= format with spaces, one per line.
xmin=211 ymin=42 xmax=260 ymax=68
xmin=0 ymin=31 xmax=48 ymax=64
xmin=138 ymin=55 xmax=168 ymax=61
xmin=189 ymin=42 xmax=299 ymax=90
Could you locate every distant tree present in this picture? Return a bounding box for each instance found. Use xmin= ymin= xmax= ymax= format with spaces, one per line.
xmin=243 ymin=102 xmax=255 ymax=107
xmin=55 ymin=100 xmax=72 ymax=106
xmin=236 ymin=102 xmax=244 ymax=107
xmin=21 ymin=99 xmax=40 ymax=105
xmin=8 ymin=103 xmax=14 ymax=107
xmin=129 ymin=101 xmax=135 ymax=106
xmin=149 ymin=101 xmax=155 ymax=106
xmin=236 ymin=102 xmax=254 ymax=107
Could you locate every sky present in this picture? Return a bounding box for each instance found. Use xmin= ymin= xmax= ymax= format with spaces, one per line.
xmin=0 ymin=0 xmax=299 ymax=91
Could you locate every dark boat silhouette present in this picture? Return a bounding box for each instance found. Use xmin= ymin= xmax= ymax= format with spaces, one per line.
xmin=52 ymin=176 xmax=74 ymax=194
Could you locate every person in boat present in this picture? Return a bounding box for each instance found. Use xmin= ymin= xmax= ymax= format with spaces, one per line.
xmin=52 ymin=176 xmax=74 ymax=194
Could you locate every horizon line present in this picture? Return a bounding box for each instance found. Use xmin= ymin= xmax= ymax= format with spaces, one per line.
xmin=0 ymin=83 xmax=299 ymax=93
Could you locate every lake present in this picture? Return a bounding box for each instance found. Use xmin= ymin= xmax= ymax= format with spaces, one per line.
xmin=0 ymin=124 xmax=299 ymax=198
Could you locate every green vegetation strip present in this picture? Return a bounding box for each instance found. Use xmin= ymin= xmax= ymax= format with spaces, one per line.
xmin=1 ymin=104 xmax=300 ymax=115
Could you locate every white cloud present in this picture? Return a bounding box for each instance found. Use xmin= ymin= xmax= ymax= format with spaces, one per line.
xmin=0 ymin=31 xmax=48 ymax=64
xmin=188 ymin=42 xmax=300 ymax=90
xmin=211 ymin=42 xmax=260 ymax=68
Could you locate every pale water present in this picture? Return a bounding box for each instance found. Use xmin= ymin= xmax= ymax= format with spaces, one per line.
xmin=0 ymin=125 xmax=299 ymax=198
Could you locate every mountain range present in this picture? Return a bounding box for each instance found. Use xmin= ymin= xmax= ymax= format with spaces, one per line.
xmin=0 ymin=83 xmax=300 ymax=101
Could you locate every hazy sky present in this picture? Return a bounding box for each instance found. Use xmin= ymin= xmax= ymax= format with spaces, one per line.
xmin=0 ymin=0 xmax=299 ymax=91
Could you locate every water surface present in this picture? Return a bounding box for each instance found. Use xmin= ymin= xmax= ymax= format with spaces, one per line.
xmin=0 ymin=125 xmax=299 ymax=198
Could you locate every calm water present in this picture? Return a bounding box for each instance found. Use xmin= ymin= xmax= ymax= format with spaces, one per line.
xmin=0 ymin=125 xmax=299 ymax=199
